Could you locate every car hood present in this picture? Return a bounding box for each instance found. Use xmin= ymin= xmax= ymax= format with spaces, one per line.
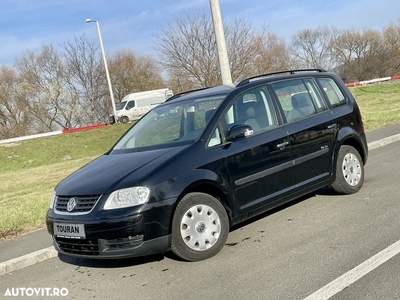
xmin=55 ymin=146 xmax=186 ymax=195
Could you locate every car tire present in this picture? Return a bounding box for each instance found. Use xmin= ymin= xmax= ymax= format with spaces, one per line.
xmin=121 ymin=116 xmax=129 ymax=124
xmin=171 ymin=192 xmax=229 ymax=262
xmin=331 ymin=145 xmax=364 ymax=194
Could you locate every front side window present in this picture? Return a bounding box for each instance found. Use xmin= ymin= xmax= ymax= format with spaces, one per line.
xmin=117 ymin=101 xmax=127 ymax=110
xmin=126 ymin=101 xmax=135 ymax=110
xmin=223 ymin=87 xmax=278 ymax=134
xmin=113 ymin=96 xmax=225 ymax=151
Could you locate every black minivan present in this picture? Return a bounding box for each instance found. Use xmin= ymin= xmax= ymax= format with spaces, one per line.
xmin=46 ymin=70 xmax=368 ymax=261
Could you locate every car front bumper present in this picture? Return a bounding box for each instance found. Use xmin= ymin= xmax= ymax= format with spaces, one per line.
xmin=46 ymin=198 xmax=175 ymax=259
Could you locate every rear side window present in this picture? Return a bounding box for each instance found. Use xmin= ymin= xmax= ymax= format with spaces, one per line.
xmin=318 ymin=78 xmax=346 ymax=107
xmin=271 ymin=79 xmax=326 ymax=123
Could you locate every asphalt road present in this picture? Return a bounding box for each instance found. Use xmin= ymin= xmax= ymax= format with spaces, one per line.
xmin=0 ymin=139 xmax=399 ymax=299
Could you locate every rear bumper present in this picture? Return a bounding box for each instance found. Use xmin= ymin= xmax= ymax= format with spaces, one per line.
xmin=360 ymin=132 xmax=369 ymax=164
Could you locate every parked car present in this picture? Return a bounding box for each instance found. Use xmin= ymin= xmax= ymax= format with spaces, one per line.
xmin=46 ymin=69 xmax=368 ymax=262
xmin=116 ymin=88 xmax=174 ymax=123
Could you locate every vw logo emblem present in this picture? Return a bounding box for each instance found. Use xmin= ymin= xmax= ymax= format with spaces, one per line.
xmin=67 ymin=198 xmax=77 ymax=212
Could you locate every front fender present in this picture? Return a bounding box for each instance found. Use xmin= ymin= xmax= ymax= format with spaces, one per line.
xmin=168 ymin=168 xmax=230 ymax=200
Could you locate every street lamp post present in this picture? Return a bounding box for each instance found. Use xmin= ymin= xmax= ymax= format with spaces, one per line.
xmin=86 ymin=18 xmax=118 ymax=123
xmin=209 ymin=0 xmax=233 ymax=87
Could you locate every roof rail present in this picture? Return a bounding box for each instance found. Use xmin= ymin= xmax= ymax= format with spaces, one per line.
xmin=165 ymin=87 xmax=211 ymax=102
xmin=236 ymin=69 xmax=327 ymax=87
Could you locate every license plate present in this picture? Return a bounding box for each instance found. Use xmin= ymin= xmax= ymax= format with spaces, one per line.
xmin=53 ymin=223 xmax=86 ymax=239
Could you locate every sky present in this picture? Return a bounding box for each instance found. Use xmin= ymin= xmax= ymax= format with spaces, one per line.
xmin=1 ymin=0 xmax=400 ymax=66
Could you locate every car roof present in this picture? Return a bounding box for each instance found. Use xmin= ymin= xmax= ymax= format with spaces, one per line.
xmin=166 ymin=85 xmax=234 ymax=103
xmin=236 ymin=69 xmax=329 ymax=87
xmin=166 ymin=69 xmax=332 ymax=104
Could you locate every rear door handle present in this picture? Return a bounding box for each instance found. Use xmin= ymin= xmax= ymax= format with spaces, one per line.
xmin=327 ymin=124 xmax=337 ymax=132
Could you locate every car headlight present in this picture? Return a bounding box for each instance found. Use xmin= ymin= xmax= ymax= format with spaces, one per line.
xmin=49 ymin=192 xmax=56 ymax=209
xmin=104 ymin=187 xmax=150 ymax=210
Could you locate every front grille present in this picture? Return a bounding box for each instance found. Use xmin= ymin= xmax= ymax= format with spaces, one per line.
xmin=55 ymin=237 xmax=99 ymax=256
xmin=55 ymin=195 xmax=101 ymax=214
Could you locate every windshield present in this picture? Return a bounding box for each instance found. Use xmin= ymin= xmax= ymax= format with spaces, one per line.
xmin=117 ymin=101 xmax=127 ymax=110
xmin=113 ymin=95 xmax=226 ymax=151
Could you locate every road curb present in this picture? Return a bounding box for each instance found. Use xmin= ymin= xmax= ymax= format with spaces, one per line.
xmin=0 ymin=246 xmax=57 ymax=276
xmin=367 ymin=133 xmax=400 ymax=150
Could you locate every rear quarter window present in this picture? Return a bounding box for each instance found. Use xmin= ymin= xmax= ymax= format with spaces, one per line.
xmin=318 ymin=78 xmax=346 ymax=107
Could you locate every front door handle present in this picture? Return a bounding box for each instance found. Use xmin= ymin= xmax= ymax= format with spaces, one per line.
xmin=277 ymin=141 xmax=289 ymax=149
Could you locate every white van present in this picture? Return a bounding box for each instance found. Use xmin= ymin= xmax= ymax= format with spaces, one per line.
xmin=116 ymin=88 xmax=173 ymax=123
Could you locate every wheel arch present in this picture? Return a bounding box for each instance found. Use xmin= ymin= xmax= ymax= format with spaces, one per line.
xmin=174 ymin=180 xmax=233 ymax=224
xmin=335 ymin=127 xmax=368 ymax=165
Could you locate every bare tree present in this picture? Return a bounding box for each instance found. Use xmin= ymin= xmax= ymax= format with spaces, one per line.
xmin=108 ymin=50 xmax=165 ymax=101
xmin=225 ymin=22 xmax=290 ymax=81
xmin=330 ymin=28 xmax=382 ymax=81
xmin=166 ymin=68 xmax=198 ymax=93
xmin=251 ymin=30 xmax=291 ymax=76
xmin=376 ymin=22 xmax=400 ymax=77
xmin=156 ymin=12 xmax=285 ymax=89
xmin=5 ymin=15 xmax=400 ymax=138
xmin=289 ymin=26 xmax=335 ymax=70
xmin=62 ymin=36 xmax=109 ymax=125
xmin=15 ymin=45 xmax=80 ymax=131
xmin=0 ymin=66 xmax=31 ymax=138
xmin=156 ymin=12 xmax=219 ymax=89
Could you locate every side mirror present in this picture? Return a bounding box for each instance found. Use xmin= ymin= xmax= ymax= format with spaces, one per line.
xmin=226 ymin=124 xmax=254 ymax=142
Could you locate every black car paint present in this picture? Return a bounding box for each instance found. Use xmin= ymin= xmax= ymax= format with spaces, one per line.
xmin=46 ymin=71 xmax=368 ymax=259
xmin=54 ymin=146 xmax=189 ymax=196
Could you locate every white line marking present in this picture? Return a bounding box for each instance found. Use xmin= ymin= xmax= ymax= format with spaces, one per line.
xmin=304 ymin=239 xmax=400 ymax=300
